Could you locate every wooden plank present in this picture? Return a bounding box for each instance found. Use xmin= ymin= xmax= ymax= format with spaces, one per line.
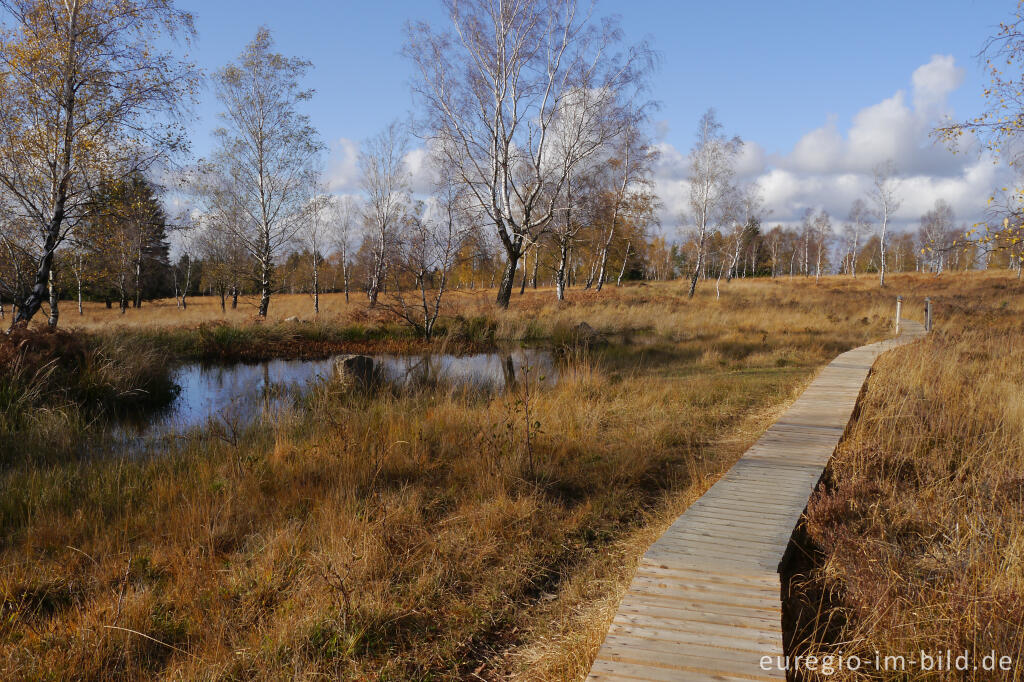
xmin=658 ymin=528 xmax=789 ymax=552
xmin=668 ymin=510 xmax=799 ymax=529
xmin=615 ymin=598 xmax=781 ymax=632
xmin=611 ymin=613 xmax=781 ymax=647
xmin=607 ymin=622 xmax=770 ymax=654
xmin=645 ymin=538 xmax=795 ymax=564
xmin=678 ymin=504 xmax=805 ymax=522
xmin=635 ymin=562 xmax=781 ymax=589
xmin=665 ymin=518 xmax=796 ymax=540
xmin=658 ymin=530 xmax=792 ymax=553
xmin=590 ymin=658 xmax=784 ymax=682
xmin=687 ymin=490 xmax=812 ymax=508
xmin=595 ymin=636 xmax=782 ymax=680
xmin=627 ymin=581 xmax=781 ymax=613
xmin=586 ymin=320 xmax=926 ymax=681
xmin=675 ymin=503 xmax=802 ymax=523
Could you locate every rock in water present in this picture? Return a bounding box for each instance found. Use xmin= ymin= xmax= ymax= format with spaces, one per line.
xmin=572 ymin=321 xmax=603 ymax=346
xmin=333 ymin=354 xmax=380 ymax=388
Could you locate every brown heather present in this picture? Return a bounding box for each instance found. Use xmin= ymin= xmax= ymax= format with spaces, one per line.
xmin=0 ymin=272 xmax=1012 ymax=680
xmin=791 ymin=272 xmax=1024 ymax=681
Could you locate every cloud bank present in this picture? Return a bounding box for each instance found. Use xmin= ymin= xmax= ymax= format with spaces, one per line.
xmin=325 ymin=55 xmax=1006 ymax=238
xmin=326 ymin=136 xmax=439 ymax=196
xmin=654 ymin=55 xmax=1005 ymax=234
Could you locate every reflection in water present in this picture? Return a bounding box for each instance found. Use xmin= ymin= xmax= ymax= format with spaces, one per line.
xmin=113 ymin=350 xmax=555 ymax=445
xmin=380 ymin=351 xmax=553 ymax=390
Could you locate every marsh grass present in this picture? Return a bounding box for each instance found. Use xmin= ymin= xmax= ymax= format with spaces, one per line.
xmin=788 ymin=273 xmax=1024 ymax=681
xmin=1 ymin=273 xmax=994 ymax=680
xmin=0 ymin=327 xmax=177 ymax=463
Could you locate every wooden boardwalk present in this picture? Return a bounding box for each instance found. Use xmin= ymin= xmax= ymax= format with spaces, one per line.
xmin=588 ymin=319 xmax=927 ymax=682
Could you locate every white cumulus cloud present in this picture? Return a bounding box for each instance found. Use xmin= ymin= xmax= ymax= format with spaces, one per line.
xmin=912 ymin=54 xmax=965 ymax=115
xmin=653 ymin=55 xmax=1005 ymax=234
xmin=326 ymin=137 xmax=360 ymax=192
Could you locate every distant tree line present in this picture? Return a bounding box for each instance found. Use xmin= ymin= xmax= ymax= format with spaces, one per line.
xmin=4 ymin=0 xmax=1024 ymax=331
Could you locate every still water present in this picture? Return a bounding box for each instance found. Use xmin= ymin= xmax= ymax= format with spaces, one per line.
xmin=114 ymin=350 xmax=555 ymax=444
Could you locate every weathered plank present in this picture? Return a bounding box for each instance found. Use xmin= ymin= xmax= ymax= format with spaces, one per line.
xmin=586 ymin=319 xmax=926 ymax=681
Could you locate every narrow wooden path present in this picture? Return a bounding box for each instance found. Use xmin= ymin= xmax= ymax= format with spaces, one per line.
xmin=588 ymin=319 xmax=927 ymax=682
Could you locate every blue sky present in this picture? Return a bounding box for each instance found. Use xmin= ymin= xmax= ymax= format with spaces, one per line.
xmin=176 ymin=0 xmax=1012 ymax=229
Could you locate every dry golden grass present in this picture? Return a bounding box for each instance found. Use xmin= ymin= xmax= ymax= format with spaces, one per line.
xmin=790 ymin=272 xmax=1024 ymax=681
xmin=2 ymin=272 xmax=1006 ymax=680
xmin=59 ymin=276 xmax=892 ymax=341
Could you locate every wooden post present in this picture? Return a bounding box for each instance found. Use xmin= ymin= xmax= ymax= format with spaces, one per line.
xmin=925 ymin=297 xmax=932 ymax=332
xmin=895 ymin=296 xmax=902 ymax=335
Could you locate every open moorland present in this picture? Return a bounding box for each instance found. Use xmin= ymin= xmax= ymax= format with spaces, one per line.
xmin=4 ymin=0 xmax=1024 ymax=678
xmin=0 ymin=272 xmax=1016 ymax=680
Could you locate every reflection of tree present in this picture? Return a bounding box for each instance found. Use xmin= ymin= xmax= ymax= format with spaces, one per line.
xmin=501 ymin=355 xmax=517 ymax=391
xmin=261 ymin=364 xmax=271 ymax=411
xmin=398 ymin=356 xmax=432 ymax=387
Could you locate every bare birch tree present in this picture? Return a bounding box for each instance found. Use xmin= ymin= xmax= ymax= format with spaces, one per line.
xmin=686 ymin=108 xmax=742 ymax=298
xmin=917 ymin=199 xmax=955 ymax=273
xmin=767 ymin=226 xmax=783 ymax=278
xmin=405 ymin=0 xmax=654 ymax=308
xmin=303 ymin=189 xmax=332 ymax=314
xmin=359 ymin=122 xmax=410 ymax=308
xmin=723 ymin=183 xmax=761 ymax=282
xmin=202 ymin=28 xmax=322 ymax=317
xmin=0 ymin=212 xmax=34 ymax=325
xmin=329 ymin=195 xmax=360 ymax=303
xmin=173 ymin=218 xmax=197 ymax=310
xmin=812 ymin=209 xmax=831 ymax=283
xmin=868 ymin=160 xmax=901 ymax=288
xmin=551 ymin=172 xmax=587 ymax=301
xmin=384 ymin=165 xmax=472 ymax=338
xmin=799 ymin=208 xmax=814 ymax=276
xmin=196 ymin=212 xmax=243 ymax=312
xmin=616 ymin=239 xmax=631 ymax=286
xmin=595 ymin=117 xmax=656 ymax=291
xmin=845 ymin=198 xmax=871 ymax=277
